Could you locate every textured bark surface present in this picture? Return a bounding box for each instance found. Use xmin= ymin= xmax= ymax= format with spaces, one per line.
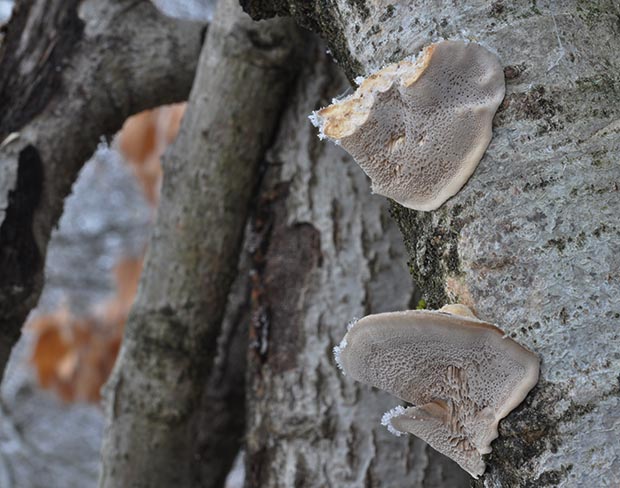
xmin=244 ymin=40 xmax=469 ymax=488
xmin=0 ymin=0 xmax=204 ymax=379
xmin=98 ymin=1 xmax=301 ymax=486
xmin=192 ymin=244 xmax=251 ymax=488
xmin=243 ymin=1 xmax=620 ymax=486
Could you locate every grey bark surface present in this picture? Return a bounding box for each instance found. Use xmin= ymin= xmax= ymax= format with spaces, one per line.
xmin=0 ymin=0 xmax=204 ymax=380
xmin=192 ymin=242 xmax=250 ymax=488
xmin=98 ymin=1 xmax=301 ymax=486
xmin=243 ymin=1 xmax=620 ymax=486
xmin=244 ymin=40 xmax=468 ymax=488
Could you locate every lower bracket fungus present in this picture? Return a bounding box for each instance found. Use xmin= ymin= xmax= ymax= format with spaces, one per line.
xmin=310 ymin=40 xmax=505 ymax=211
xmin=333 ymin=305 xmax=539 ymax=478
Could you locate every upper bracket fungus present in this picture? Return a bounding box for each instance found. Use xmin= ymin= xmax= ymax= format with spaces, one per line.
xmin=334 ymin=305 xmax=539 ymax=478
xmin=310 ymin=41 xmax=505 ymax=211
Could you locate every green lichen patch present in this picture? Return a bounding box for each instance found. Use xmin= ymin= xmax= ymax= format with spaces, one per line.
xmin=378 ymin=4 xmax=395 ymax=22
xmin=544 ymin=238 xmax=566 ymax=253
xmin=544 ymin=230 xmax=594 ymax=255
xmin=522 ymin=175 xmax=556 ymax=192
xmin=590 ymin=149 xmax=610 ymax=168
xmin=474 ymin=381 xmax=562 ymax=486
xmin=529 ymin=0 xmax=542 ymax=16
xmin=479 ymin=378 xmax=620 ymax=487
xmin=346 ymin=0 xmax=370 ymax=20
xmin=503 ymin=63 xmax=527 ymax=82
xmin=489 ymin=1 xmax=506 ymax=18
xmin=574 ymin=72 xmax=620 ymax=122
xmin=366 ymin=24 xmax=381 ymax=37
xmin=496 ymin=85 xmax=563 ymax=134
xmin=575 ymin=0 xmax=619 ymax=27
xmin=575 ymin=73 xmax=620 ymax=97
xmin=592 ymin=223 xmax=611 ymax=238
xmin=530 ymin=465 xmax=575 ymax=487
xmin=389 ymin=202 xmax=466 ymax=309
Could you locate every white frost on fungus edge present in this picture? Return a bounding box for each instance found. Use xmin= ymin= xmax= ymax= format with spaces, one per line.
xmin=333 ymin=338 xmax=348 ymax=374
xmin=307 ymin=112 xmax=326 ymax=139
xmin=381 ymin=405 xmax=406 ymax=437
xmin=333 ymin=318 xmax=359 ymax=374
xmin=346 ymin=317 xmax=359 ymax=331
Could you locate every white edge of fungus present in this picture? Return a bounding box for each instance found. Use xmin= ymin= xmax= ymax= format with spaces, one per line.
xmin=346 ymin=317 xmax=359 ymax=331
xmin=332 ymin=337 xmax=348 ymax=374
xmin=381 ymin=405 xmax=406 ymax=437
xmin=307 ymin=111 xmax=325 ymax=138
xmin=332 ymin=317 xmax=361 ymax=374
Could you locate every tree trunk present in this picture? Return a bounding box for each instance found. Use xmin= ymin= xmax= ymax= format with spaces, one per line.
xmin=98 ymin=1 xmax=301 ymax=486
xmin=0 ymin=0 xmax=204 ymax=379
xmin=192 ymin=241 xmax=251 ymax=488
xmin=244 ymin=38 xmax=469 ymax=488
xmin=243 ymin=1 xmax=620 ymax=485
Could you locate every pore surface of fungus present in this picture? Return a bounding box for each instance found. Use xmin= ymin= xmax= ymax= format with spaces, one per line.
xmin=310 ymin=40 xmax=505 ymax=211
xmin=334 ymin=306 xmax=539 ymax=478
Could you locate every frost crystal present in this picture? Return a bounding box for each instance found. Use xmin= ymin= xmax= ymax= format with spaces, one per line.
xmin=307 ymin=112 xmax=326 ymax=140
xmin=347 ymin=317 xmax=359 ymax=332
xmin=307 ymin=112 xmax=320 ymax=127
xmin=381 ymin=405 xmax=406 ymax=437
xmin=333 ymin=337 xmax=348 ymax=374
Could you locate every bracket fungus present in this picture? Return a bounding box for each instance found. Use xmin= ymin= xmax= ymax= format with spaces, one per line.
xmin=310 ymin=40 xmax=505 ymax=211
xmin=334 ymin=305 xmax=539 ymax=478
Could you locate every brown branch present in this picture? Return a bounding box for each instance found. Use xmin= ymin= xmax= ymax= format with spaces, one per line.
xmin=0 ymin=0 xmax=205 ymax=379
xmin=98 ymin=0 xmax=303 ymax=485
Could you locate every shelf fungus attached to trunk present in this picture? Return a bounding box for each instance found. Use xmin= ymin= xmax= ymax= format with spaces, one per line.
xmin=310 ymin=40 xmax=505 ymax=211
xmin=333 ymin=305 xmax=539 ymax=478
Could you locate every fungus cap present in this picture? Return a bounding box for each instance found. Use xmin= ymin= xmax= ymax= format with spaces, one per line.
xmin=335 ymin=306 xmax=539 ymax=478
xmin=310 ymin=40 xmax=505 ymax=211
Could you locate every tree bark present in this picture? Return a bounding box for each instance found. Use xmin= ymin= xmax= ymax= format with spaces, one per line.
xmin=244 ymin=38 xmax=469 ymax=488
xmin=192 ymin=241 xmax=251 ymax=488
xmin=0 ymin=0 xmax=205 ymax=379
xmin=243 ymin=1 xmax=620 ymax=485
xmin=98 ymin=1 xmax=301 ymax=486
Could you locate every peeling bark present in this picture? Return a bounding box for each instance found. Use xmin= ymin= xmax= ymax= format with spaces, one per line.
xmin=0 ymin=0 xmax=205 ymax=379
xmin=98 ymin=1 xmax=302 ymax=485
xmin=242 ymin=0 xmax=620 ymax=485
xmin=244 ymin=39 xmax=468 ymax=488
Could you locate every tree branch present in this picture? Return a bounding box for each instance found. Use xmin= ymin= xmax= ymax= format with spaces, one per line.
xmin=0 ymin=0 xmax=205 ymax=378
xmin=98 ymin=0 xmax=303 ymax=485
